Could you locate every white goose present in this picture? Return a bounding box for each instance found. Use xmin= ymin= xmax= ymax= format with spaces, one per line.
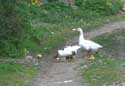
xmin=64 ymin=45 xmax=81 ymax=54
xmin=73 ymin=28 xmax=103 ymax=59
xmin=55 ymin=45 xmax=81 ymax=61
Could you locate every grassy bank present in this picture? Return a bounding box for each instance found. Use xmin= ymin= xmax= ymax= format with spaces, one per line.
xmin=26 ymin=0 xmax=124 ymax=56
xmin=81 ymin=30 xmax=125 ymax=86
xmin=31 ymin=14 xmax=125 ymax=55
xmin=0 ymin=61 xmax=37 ymax=86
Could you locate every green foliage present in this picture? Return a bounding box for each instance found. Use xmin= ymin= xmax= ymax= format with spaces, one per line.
xmin=0 ymin=0 xmax=124 ymax=57
xmin=31 ymin=2 xmax=99 ymax=24
xmin=81 ymin=29 xmax=125 ymax=86
xmin=31 ymin=0 xmax=122 ymax=23
xmin=110 ymin=0 xmax=123 ymax=14
xmin=0 ymin=0 xmax=31 ymax=57
xmin=47 ymin=0 xmax=59 ymax=2
xmin=82 ymin=56 xmax=124 ymax=86
xmin=0 ymin=61 xmax=37 ymax=86
xmin=75 ymin=0 xmax=122 ymax=15
xmin=94 ymin=30 xmax=125 ymax=58
xmin=30 ymin=1 xmax=125 ymax=55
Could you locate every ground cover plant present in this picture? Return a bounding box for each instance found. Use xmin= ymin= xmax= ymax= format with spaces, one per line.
xmin=0 ymin=61 xmax=37 ymax=86
xmin=81 ymin=30 xmax=125 ymax=86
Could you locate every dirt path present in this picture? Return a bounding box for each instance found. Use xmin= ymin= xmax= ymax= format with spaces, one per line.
xmin=34 ymin=21 xmax=125 ymax=86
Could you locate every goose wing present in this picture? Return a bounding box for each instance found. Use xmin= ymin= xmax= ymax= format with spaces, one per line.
xmin=58 ymin=50 xmax=72 ymax=56
xmin=84 ymin=40 xmax=103 ymax=49
xmin=64 ymin=45 xmax=81 ymax=53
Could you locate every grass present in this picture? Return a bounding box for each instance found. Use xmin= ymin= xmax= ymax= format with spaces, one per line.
xmin=28 ymin=3 xmax=125 ymax=56
xmin=1 ymin=3 xmax=125 ymax=86
xmin=31 ymin=14 xmax=125 ymax=55
xmin=0 ymin=61 xmax=37 ymax=86
xmin=82 ymin=56 xmax=125 ymax=86
xmin=81 ymin=30 xmax=125 ymax=86
xmin=94 ymin=29 xmax=125 ymax=57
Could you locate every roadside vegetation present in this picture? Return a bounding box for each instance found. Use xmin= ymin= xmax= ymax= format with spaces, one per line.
xmin=81 ymin=30 xmax=125 ymax=86
xmin=0 ymin=61 xmax=37 ymax=86
xmin=0 ymin=0 xmax=125 ymax=86
xmin=0 ymin=0 xmax=124 ymax=57
xmin=29 ymin=0 xmax=125 ymax=56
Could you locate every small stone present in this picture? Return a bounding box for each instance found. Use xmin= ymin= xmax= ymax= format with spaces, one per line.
xmin=50 ymin=32 xmax=54 ymax=35
xmin=56 ymin=57 xmax=60 ymax=61
xmin=81 ymin=65 xmax=88 ymax=69
xmin=44 ymin=48 xmax=47 ymax=50
xmin=106 ymin=20 xmax=110 ymax=23
xmin=25 ymin=55 xmax=33 ymax=62
xmin=36 ymin=54 xmax=43 ymax=59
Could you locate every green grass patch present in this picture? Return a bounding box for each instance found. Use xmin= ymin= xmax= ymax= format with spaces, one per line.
xmin=94 ymin=29 xmax=125 ymax=57
xmin=27 ymin=2 xmax=125 ymax=56
xmin=0 ymin=61 xmax=37 ymax=86
xmin=81 ymin=29 xmax=125 ymax=86
xmin=31 ymin=15 xmax=125 ymax=55
xmin=82 ymin=56 xmax=125 ymax=86
xmin=1 ymin=1 xmax=124 ymax=57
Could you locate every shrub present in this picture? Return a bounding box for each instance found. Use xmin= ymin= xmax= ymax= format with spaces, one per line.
xmin=0 ymin=0 xmax=31 ymax=57
xmin=75 ymin=0 xmax=122 ymax=15
xmin=110 ymin=0 xmax=123 ymax=14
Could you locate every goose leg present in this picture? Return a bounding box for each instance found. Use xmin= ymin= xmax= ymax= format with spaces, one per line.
xmin=66 ymin=56 xmax=72 ymax=60
xmin=88 ymin=50 xmax=95 ymax=60
xmin=70 ymin=56 xmax=72 ymax=60
xmin=86 ymin=50 xmax=91 ymax=59
xmin=53 ymin=53 xmax=60 ymax=62
xmin=66 ymin=55 xmax=74 ymax=62
xmin=66 ymin=56 xmax=69 ymax=60
xmin=69 ymin=55 xmax=72 ymax=61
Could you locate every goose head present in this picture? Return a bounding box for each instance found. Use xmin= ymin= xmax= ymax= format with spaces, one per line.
xmin=72 ymin=28 xmax=83 ymax=32
xmin=77 ymin=28 xmax=83 ymax=32
xmin=73 ymin=28 xmax=85 ymax=42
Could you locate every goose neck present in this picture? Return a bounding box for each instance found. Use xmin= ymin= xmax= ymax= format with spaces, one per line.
xmin=79 ymin=31 xmax=84 ymax=40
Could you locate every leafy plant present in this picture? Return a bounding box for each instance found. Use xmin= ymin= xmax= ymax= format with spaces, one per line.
xmin=0 ymin=0 xmax=32 ymax=57
xmin=0 ymin=0 xmax=124 ymax=58
xmin=75 ymin=0 xmax=122 ymax=15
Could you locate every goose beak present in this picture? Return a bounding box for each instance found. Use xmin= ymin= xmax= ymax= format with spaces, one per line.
xmin=72 ymin=29 xmax=76 ymax=31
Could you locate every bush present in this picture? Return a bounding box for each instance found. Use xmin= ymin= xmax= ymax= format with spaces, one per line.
xmin=31 ymin=0 xmax=122 ymax=23
xmin=0 ymin=0 xmax=31 ymax=57
xmin=0 ymin=0 xmax=123 ymax=58
xmin=110 ymin=0 xmax=123 ymax=14
xmin=75 ymin=0 xmax=122 ymax=15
